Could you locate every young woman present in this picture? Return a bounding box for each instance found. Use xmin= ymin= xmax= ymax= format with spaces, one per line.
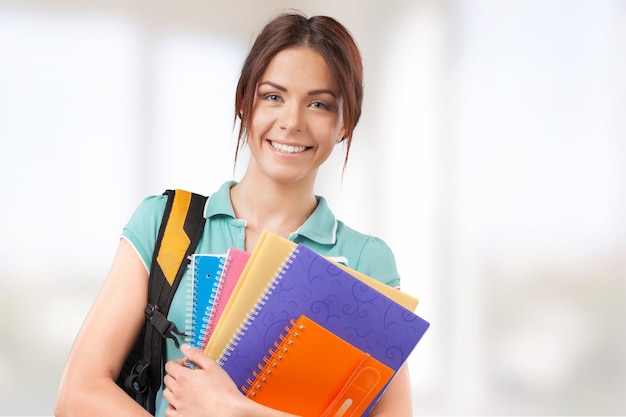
xmin=56 ymin=12 xmax=413 ymax=417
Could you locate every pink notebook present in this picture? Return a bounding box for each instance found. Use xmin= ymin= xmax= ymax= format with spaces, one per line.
xmin=201 ymin=247 xmax=250 ymax=348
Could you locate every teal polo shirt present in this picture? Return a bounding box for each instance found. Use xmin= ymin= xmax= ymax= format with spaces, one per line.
xmin=121 ymin=180 xmax=401 ymax=417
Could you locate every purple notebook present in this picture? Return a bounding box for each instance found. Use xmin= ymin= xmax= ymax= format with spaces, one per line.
xmin=218 ymin=243 xmax=430 ymax=394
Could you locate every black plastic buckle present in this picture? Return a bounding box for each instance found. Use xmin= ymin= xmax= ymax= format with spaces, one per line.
xmin=145 ymin=303 xmax=186 ymax=348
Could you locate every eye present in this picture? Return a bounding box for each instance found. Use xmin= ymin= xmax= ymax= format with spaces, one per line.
xmin=263 ymin=93 xmax=282 ymax=103
xmin=310 ymin=100 xmax=329 ymax=110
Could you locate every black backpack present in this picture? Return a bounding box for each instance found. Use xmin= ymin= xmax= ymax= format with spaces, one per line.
xmin=116 ymin=189 xmax=208 ymax=414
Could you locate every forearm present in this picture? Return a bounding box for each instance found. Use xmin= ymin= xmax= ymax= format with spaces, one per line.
xmin=236 ymin=401 xmax=302 ymax=417
xmin=55 ymin=375 xmax=151 ymax=417
xmin=367 ymin=364 xmax=413 ymax=417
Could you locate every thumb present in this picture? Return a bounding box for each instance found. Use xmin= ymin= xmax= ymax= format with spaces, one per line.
xmin=181 ymin=344 xmax=212 ymax=369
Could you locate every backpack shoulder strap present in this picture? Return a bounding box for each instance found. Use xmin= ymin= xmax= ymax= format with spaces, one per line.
xmin=148 ymin=189 xmax=209 ymax=312
xmin=122 ymin=189 xmax=208 ymax=412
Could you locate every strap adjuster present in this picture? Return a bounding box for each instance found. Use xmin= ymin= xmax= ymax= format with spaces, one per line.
xmin=145 ymin=303 xmax=186 ymax=348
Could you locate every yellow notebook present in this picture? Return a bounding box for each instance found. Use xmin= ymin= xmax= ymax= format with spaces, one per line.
xmin=242 ymin=315 xmax=394 ymax=417
xmin=333 ymin=261 xmax=419 ymax=312
xmin=204 ymin=231 xmax=297 ymax=359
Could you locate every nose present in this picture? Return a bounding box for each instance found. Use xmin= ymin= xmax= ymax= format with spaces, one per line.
xmin=278 ymin=102 xmax=305 ymax=133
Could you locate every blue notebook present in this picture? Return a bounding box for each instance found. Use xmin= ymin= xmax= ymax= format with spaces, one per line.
xmin=186 ymin=254 xmax=226 ymax=350
xmin=217 ymin=243 xmax=430 ymax=403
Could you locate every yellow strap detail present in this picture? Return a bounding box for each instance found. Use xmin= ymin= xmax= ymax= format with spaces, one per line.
xmin=157 ymin=190 xmax=192 ymax=286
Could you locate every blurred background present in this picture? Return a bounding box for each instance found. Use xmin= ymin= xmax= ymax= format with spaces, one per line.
xmin=1 ymin=0 xmax=625 ymax=415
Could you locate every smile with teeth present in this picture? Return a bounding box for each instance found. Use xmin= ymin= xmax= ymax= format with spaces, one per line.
xmin=270 ymin=141 xmax=308 ymax=154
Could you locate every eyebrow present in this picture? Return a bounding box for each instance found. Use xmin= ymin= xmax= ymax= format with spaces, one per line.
xmin=259 ymin=81 xmax=337 ymax=98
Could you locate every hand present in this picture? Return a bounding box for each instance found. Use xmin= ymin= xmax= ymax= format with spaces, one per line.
xmin=163 ymin=345 xmax=247 ymax=417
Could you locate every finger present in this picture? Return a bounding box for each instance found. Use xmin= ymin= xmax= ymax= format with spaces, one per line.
xmin=163 ymin=373 xmax=174 ymax=389
xmin=164 ymin=358 xmax=181 ymax=375
xmin=165 ymin=356 xmax=190 ymax=378
xmin=163 ymin=374 xmax=180 ymax=401
xmin=164 ymin=403 xmax=177 ymax=417
xmin=162 ymin=385 xmax=175 ymax=406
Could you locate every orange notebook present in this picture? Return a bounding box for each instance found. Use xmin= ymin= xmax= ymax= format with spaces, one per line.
xmin=242 ymin=315 xmax=394 ymax=417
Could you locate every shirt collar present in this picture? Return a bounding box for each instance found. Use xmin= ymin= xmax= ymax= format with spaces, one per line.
xmin=205 ymin=180 xmax=238 ymax=218
xmin=291 ymin=196 xmax=337 ymax=245
xmin=205 ymin=180 xmax=338 ymax=245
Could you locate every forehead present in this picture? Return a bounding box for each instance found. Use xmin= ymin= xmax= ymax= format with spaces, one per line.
xmin=260 ymin=46 xmax=339 ymax=92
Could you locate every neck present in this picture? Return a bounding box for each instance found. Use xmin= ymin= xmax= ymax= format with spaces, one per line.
xmin=230 ymin=175 xmax=318 ymax=247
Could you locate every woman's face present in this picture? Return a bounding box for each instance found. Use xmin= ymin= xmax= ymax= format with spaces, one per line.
xmin=246 ymin=46 xmax=345 ymax=186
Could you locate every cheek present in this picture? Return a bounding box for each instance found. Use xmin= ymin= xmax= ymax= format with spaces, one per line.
xmin=323 ymin=122 xmax=344 ymax=145
xmin=317 ymin=128 xmax=341 ymax=154
xmin=248 ymin=109 xmax=274 ymax=138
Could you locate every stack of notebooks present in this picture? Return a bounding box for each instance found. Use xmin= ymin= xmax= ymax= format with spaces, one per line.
xmin=185 ymin=231 xmax=430 ymax=417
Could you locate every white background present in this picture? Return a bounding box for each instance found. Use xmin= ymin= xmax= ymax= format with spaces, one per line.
xmin=0 ymin=0 xmax=625 ymax=415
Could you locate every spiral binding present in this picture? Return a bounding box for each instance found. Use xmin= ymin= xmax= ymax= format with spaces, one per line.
xmin=185 ymin=254 xmax=226 ymax=350
xmin=216 ymin=247 xmax=299 ymax=367
xmin=183 ymin=255 xmax=196 ymax=346
xmin=202 ymin=253 xmax=233 ymax=345
xmin=241 ymin=318 xmax=306 ymax=396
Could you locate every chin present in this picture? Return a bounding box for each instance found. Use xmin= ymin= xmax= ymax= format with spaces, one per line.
xmin=267 ymin=171 xmax=313 ymax=186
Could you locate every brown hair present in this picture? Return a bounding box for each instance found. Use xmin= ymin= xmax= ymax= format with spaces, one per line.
xmin=234 ymin=12 xmax=363 ymax=169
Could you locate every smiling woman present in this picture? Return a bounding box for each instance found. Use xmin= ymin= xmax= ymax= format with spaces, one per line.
xmin=55 ymin=10 xmax=413 ymax=417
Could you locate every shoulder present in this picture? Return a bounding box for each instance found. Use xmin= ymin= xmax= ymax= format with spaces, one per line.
xmin=124 ymin=194 xmax=168 ymax=236
xmin=334 ymin=221 xmax=401 ymax=288
xmin=335 ymin=220 xmax=396 ymax=259
xmin=131 ymin=194 xmax=168 ymax=217
xmin=125 ymin=188 xmax=212 ymax=233
xmin=120 ymin=194 xmax=169 ymax=271
xmin=298 ymin=196 xmax=401 ymax=288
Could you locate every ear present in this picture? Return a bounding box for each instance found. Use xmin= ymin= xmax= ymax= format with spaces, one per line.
xmin=335 ymin=126 xmax=346 ymax=144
